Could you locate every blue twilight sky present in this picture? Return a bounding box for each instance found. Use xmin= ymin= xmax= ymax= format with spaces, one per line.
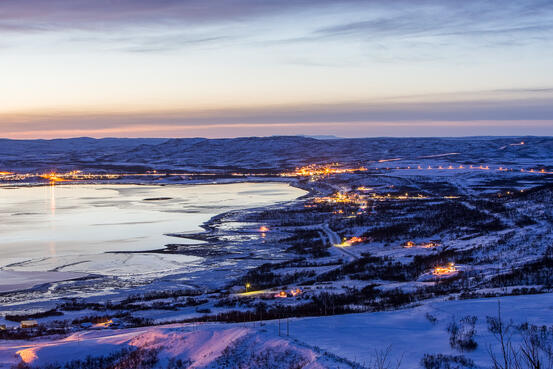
xmin=1 ymin=0 xmax=552 ymax=138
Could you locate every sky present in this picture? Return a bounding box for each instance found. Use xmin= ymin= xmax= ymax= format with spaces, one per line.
xmin=1 ymin=0 xmax=553 ymax=139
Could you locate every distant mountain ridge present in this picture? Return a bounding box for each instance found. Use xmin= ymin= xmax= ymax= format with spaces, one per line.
xmin=1 ymin=136 xmax=552 ymax=172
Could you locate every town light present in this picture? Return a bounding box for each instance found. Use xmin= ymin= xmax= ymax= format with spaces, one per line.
xmin=336 ymin=236 xmax=365 ymax=247
xmin=432 ymin=263 xmax=457 ymax=276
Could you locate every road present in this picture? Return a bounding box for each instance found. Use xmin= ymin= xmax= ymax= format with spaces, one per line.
xmin=319 ymin=224 xmax=359 ymax=260
xmin=294 ymin=223 xmax=359 ymax=260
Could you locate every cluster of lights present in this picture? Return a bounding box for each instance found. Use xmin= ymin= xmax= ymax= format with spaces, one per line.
xmin=39 ymin=171 xmax=122 ymax=182
xmin=238 ymin=285 xmax=303 ymax=299
xmin=368 ymin=192 xmax=427 ymax=200
xmin=373 ymin=162 xmax=553 ymax=175
xmin=0 ymin=172 xmax=29 ymax=181
xmin=432 ymin=262 xmax=458 ymax=276
xmin=282 ymin=164 xmax=367 ymax=178
xmin=313 ymin=190 xmax=462 ymax=215
xmin=312 ymin=190 xmax=434 ymax=217
xmin=313 ymin=192 xmax=370 ymax=216
xmin=40 ymin=172 xmax=68 ymax=183
xmin=404 ymin=240 xmax=441 ymax=249
xmin=335 ymin=236 xmax=365 ymax=247
xmin=314 ymin=192 xmax=365 ymax=205
xmin=278 ymin=143 xmax=553 ymax=178
xmin=496 ymin=190 xmax=524 ymax=198
xmin=275 ymin=288 xmax=302 ymax=298
xmin=356 ymin=186 xmax=374 ymax=191
xmin=0 ymin=170 xmax=123 ymax=183
xmin=4 ymin=170 xmax=273 ymax=183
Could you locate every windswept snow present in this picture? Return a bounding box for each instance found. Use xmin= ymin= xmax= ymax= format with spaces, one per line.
xmin=0 ymin=325 xmax=354 ymax=368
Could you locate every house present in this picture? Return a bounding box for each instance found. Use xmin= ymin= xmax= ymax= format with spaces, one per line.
xmin=20 ymin=320 xmax=38 ymax=329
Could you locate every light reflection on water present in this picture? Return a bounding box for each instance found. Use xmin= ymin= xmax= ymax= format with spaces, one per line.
xmin=0 ymin=183 xmax=306 ymax=277
xmin=49 ymin=183 xmax=56 ymax=216
xmin=49 ymin=184 xmax=57 ymax=260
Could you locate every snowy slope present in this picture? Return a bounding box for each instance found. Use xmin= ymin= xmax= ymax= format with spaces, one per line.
xmin=0 ymin=325 xmax=356 ymax=369
xmin=3 ymin=293 xmax=553 ymax=368
xmin=2 ymin=136 xmax=553 ymax=172
xmin=265 ymin=293 xmax=553 ymax=368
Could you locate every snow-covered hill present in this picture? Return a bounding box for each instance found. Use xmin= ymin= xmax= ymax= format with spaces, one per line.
xmin=1 ymin=136 xmax=552 ymax=172
xmin=0 ymin=324 xmax=357 ymax=369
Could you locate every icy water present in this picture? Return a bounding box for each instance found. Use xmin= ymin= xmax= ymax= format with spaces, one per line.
xmin=0 ymin=183 xmax=305 ymax=279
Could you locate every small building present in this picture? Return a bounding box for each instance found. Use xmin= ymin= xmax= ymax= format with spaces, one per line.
xmin=0 ymin=324 xmax=6 ymax=330
xmin=20 ymin=320 xmax=38 ymax=329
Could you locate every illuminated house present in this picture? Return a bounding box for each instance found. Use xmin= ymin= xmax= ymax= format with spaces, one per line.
xmin=432 ymin=263 xmax=458 ymax=276
xmin=20 ymin=320 xmax=38 ymax=329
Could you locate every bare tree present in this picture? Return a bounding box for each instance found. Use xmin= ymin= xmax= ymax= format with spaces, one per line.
xmin=370 ymin=345 xmax=403 ymax=369
xmin=487 ymin=301 xmax=553 ymax=369
xmin=516 ymin=329 xmax=553 ymax=369
xmin=488 ymin=301 xmax=517 ymax=369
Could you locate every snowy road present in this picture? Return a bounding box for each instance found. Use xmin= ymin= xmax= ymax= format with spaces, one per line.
xmin=319 ymin=224 xmax=359 ymax=260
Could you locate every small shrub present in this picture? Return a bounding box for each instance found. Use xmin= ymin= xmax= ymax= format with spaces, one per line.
xmin=426 ymin=313 xmax=438 ymax=324
xmin=421 ymin=354 xmax=475 ymax=369
xmin=447 ymin=316 xmax=477 ymax=352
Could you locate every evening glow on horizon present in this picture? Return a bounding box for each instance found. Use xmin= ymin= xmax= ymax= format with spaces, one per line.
xmin=1 ymin=0 xmax=553 ymax=138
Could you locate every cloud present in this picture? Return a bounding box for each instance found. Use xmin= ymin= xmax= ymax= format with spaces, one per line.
xmin=0 ymin=1 xmax=363 ymax=51
xmin=2 ymin=0 xmax=552 ymax=55
xmin=114 ymin=35 xmax=232 ymax=53
xmin=3 ymin=1 xmax=548 ymax=35
xmin=287 ymin=0 xmax=553 ymax=48
xmin=0 ymin=0 xmax=360 ymax=32
xmin=1 ymin=1 xmax=551 ymax=138
xmin=2 ymin=87 xmax=552 ymax=138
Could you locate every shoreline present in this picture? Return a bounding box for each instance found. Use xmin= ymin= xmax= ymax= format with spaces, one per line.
xmin=0 ymin=179 xmax=312 ymax=299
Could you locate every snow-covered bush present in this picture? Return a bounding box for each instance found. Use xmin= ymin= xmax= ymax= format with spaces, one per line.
xmin=421 ymin=354 xmax=475 ymax=369
xmin=447 ymin=315 xmax=478 ymax=352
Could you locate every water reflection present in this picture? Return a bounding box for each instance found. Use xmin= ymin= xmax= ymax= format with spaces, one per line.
xmin=49 ymin=183 xmax=56 ymax=216
xmin=49 ymin=184 xmax=57 ymax=259
xmin=0 ymin=183 xmax=306 ymax=276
